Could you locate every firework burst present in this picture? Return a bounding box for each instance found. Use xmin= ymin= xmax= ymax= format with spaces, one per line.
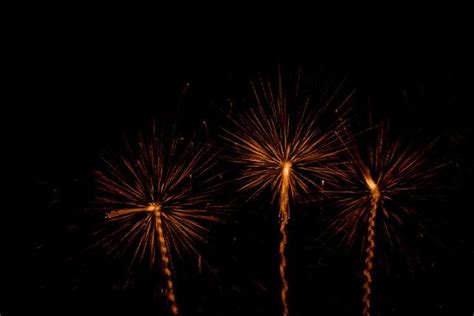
xmin=95 ymin=126 xmax=220 ymax=316
xmin=225 ymin=73 xmax=348 ymax=316
xmin=328 ymin=123 xmax=440 ymax=316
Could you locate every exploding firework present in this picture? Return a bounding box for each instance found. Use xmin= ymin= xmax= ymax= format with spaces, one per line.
xmin=328 ymin=124 xmax=440 ymax=316
xmin=225 ymin=73 xmax=348 ymax=316
xmin=95 ymin=126 xmax=220 ymax=316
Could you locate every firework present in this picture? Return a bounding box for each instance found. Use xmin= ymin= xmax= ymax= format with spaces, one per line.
xmin=95 ymin=127 xmax=220 ymax=316
xmin=225 ymin=73 xmax=347 ymax=316
xmin=328 ymin=124 xmax=440 ymax=316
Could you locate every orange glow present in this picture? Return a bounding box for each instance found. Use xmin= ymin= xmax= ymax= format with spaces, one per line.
xmin=364 ymin=176 xmax=377 ymax=193
xmin=282 ymin=161 xmax=292 ymax=176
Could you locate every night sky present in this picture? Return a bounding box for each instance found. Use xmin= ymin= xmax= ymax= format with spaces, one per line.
xmin=4 ymin=16 xmax=472 ymax=316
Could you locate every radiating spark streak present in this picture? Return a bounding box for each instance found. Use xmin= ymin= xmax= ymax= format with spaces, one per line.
xmin=107 ymin=206 xmax=155 ymax=218
xmin=96 ymin=129 xmax=221 ymax=316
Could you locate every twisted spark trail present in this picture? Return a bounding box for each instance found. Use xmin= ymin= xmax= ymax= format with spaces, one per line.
xmin=154 ymin=204 xmax=179 ymax=316
xmin=108 ymin=203 xmax=179 ymax=315
xmin=279 ymin=161 xmax=292 ymax=316
xmin=362 ymin=177 xmax=380 ymax=316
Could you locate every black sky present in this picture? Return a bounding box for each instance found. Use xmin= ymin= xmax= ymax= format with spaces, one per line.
xmin=3 ymin=14 xmax=473 ymax=316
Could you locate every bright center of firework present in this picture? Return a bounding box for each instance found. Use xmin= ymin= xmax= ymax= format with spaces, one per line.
xmin=146 ymin=202 xmax=161 ymax=215
xmin=281 ymin=161 xmax=292 ymax=176
xmin=365 ymin=176 xmax=381 ymax=198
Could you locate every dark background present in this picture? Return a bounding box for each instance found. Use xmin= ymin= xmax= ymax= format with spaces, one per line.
xmin=3 ymin=14 xmax=472 ymax=316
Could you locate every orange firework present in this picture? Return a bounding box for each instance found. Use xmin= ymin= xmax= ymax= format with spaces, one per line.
xmin=328 ymin=124 xmax=440 ymax=316
xmin=95 ymin=127 xmax=220 ymax=316
xmin=225 ymin=73 xmax=348 ymax=316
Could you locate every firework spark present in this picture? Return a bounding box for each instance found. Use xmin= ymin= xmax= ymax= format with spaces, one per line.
xmin=95 ymin=127 xmax=220 ymax=316
xmin=225 ymin=74 xmax=347 ymax=316
xmin=328 ymin=124 xmax=440 ymax=316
